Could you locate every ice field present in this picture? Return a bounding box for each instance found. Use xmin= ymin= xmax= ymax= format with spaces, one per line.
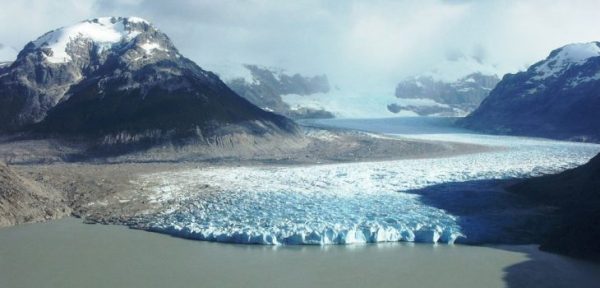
xmin=142 ymin=118 xmax=600 ymax=245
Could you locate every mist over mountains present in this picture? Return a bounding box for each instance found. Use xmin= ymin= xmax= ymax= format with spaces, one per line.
xmin=226 ymin=64 xmax=335 ymax=119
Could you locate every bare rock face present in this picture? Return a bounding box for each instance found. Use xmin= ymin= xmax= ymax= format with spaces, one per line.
xmin=0 ymin=162 xmax=70 ymax=227
xmin=226 ymin=64 xmax=334 ymax=119
xmin=0 ymin=17 xmax=298 ymax=143
xmin=460 ymin=42 xmax=600 ymax=142
xmin=389 ymin=73 xmax=500 ymax=116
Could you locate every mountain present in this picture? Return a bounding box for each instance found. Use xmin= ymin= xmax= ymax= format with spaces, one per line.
xmin=0 ymin=17 xmax=297 ymax=144
xmin=0 ymin=43 xmax=15 ymax=75
xmin=0 ymin=42 xmax=17 ymax=62
xmin=460 ymin=42 xmax=600 ymax=142
xmin=509 ymin=153 xmax=600 ymax=260
xmin=0 ymin=161 xmax=69 ymax=227
xmin=226 ymin=64 xmax=334 ymax=119
xmin=388 ymin=73 xmax=500 ymax=116
xmin=0 ymin=61 xmax=10 ymax=72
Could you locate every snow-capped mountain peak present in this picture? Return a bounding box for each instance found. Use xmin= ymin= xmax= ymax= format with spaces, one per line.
xmin=1 ymin=17 xmax=297 ymax=138
xmin=462 ymin=41 xmax=600 ymax=141
xmin=30 ymin=16 xmax=153 ymax=64
xmin=532 ymin=42 xmax=600 ymax=80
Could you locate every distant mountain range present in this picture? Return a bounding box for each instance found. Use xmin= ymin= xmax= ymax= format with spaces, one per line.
xmin=0 ymin=17 xmax=297 ymax=145
xmin=388 ymin=73 xmax=500 ymax=116
xmin=226 ymin=64 xmax=335 ymax=119
xmin=461 ymin=42 xmax=600 ymax=142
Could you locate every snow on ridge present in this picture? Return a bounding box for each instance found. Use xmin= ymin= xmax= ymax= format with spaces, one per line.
xmin=533 ymin=42 xmax=600 ymax=80
xmin=31 ymin=17 xmax=148 ymax=64
xmin=567 ymin=71 xmax=600 ymax=88
xmin=127 ymin=16 xmax=151 ymax=24
xmin=139 ymin=41 xmax=166 ymax=55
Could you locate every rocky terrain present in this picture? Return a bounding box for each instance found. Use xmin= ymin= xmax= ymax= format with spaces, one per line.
xmin=510 ymin=153 xmax=600 ymax=260
xmin=388 ymin=73 xmax=499 ymax=116
xmin=0 ymin=161 xmax=70 ymax=227
xmin=0 ymin=17 xmax=297 ymax=148
xmin=461 ymin=42 xmax=600 ymax=142
xmin=0 ymin=17 xmax=498 ymax=228
xmin=226 ymin=64 xmax=334 ymax=119
xmin=0 ymin=126 xmax=491 ymax=227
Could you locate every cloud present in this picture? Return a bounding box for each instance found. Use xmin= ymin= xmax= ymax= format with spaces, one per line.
xmin=1 ymin=0 xmax=600 ymax=92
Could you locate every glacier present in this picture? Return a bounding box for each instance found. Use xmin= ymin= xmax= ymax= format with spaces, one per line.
xmin=139 ymin=120 xmax=600 ymax=246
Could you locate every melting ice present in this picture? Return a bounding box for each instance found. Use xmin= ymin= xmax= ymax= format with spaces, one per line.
xmin=141 ymin=129 xmax=600 ymax=245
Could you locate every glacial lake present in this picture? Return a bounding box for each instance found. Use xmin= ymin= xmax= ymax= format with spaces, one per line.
xmin=1 ymin=218 xmax=600 ymax=288
xmin=2 ymin=117 xmax=600 ymax=288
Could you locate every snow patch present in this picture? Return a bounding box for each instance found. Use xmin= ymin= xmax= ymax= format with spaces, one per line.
xmin=533 ymin=42 xmax=600 ymax=80
xmin=128 ymin=17 xmax=150 ymax=24
xmin=32 ymin=17 xmax=145 ymax=64
xmin=567 ymin=71 xmax=600 ymax=87
xmin=139 ymin=41 xmax=166 ymax=55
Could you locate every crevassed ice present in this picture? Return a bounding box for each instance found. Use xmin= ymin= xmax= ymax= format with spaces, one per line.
xmin=142 ymin=133 xmax=600 ymax=245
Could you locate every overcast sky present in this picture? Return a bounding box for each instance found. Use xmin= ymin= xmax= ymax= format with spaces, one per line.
xmin=2 ymin=0 xmax=600 ymax=90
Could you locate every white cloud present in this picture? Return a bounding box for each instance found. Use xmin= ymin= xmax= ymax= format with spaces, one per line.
xmin=1 ymin=0 xmax=600 ymax=94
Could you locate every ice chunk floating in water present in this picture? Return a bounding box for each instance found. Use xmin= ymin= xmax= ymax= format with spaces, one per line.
xmin=141 ymin=133 xmax=600 ymax=245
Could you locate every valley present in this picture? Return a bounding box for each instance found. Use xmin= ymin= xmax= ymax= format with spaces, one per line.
xmin=1 ymin=5 xmax=600 ymax=288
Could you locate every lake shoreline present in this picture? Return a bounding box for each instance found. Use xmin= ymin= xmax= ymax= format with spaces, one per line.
xmin=1 ymin=217 xmax=599 ymax=288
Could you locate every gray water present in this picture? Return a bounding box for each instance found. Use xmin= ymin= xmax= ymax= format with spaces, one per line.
xmin=1 ymin=218 xmax=600 ymax=288
xmin=2 ymin=118 xmax=600 ymax=288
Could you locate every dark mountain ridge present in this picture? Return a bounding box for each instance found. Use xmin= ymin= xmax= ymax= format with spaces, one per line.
xmin=0 ymin=17 xmax=297 ymax=146
xmin=510 ymin=153 xmax=600 ymax=260
xmin=460 ymin=42 xmax=600 ymax=142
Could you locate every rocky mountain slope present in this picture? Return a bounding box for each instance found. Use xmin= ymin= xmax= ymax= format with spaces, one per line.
xmin=226 ymin=65 xmax=334 ymax=119
xmin=388 ymin=73 xmax=499 ymax=116
xmin=0 ymin=162 xmax=69 ymax=227
xmin=0 ymin=17 xmax=297 ymax=145
xmin=460 ymin=42 xmax=600 ymax=141
xmin=510 ymin=153 xmax=600 ymax=260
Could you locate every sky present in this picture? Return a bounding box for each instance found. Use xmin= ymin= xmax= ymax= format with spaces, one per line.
xmin=2 ymin=0 xmax=600 ymax=92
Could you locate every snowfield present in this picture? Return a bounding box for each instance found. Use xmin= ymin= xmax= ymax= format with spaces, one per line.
xmin=32 ymin=17 xmax=149 ymax=63
xmin=139 ymin=120 xmax=600 ymax=246
xmin=532 ymin=42 xmax=600 ymax=80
